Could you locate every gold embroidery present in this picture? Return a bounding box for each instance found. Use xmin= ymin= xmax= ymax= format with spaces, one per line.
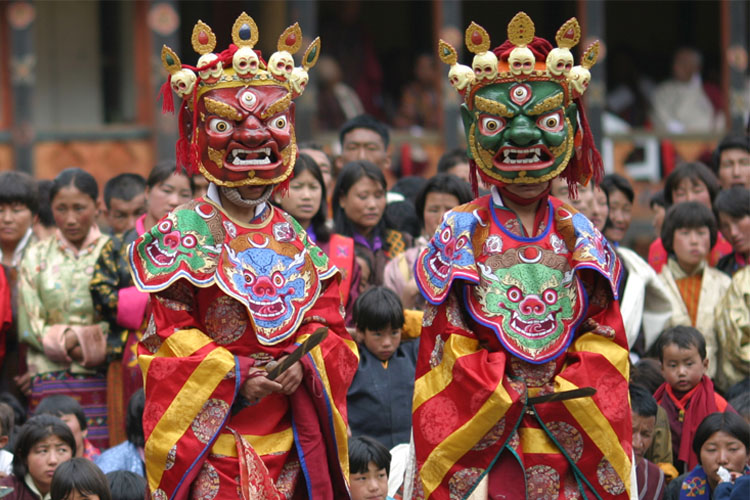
xmin=204 ymin=98 xmax=243 ymax=121
xmin=527 ymin=93 xmax=564 ymax=116
xmin=474 ymin=96 xmax=514 ymax=118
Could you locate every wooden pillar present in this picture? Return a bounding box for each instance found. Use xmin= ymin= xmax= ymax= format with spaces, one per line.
xmin=147 ymin=0 xmax=180 ymax=162
xmin=722 ymin=0 xmax=749 ymax=132
xmin=7 ymin=0 xmax=35 ymax=174
xmin=578 ymin=0 xmax=606 ymax=151
xmin=439 ymin=0 xmax=462 ymax=151
xmin=288 ymin=0 xmax=317 ymax=141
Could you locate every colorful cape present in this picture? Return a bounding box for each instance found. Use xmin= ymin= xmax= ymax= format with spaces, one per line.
xmin=412 ymin=195 xmax=631 ymax=500
xmin=129 ymin=199 xmax=358 ymax=500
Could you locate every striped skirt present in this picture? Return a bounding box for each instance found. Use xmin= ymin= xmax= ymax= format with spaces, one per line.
xmin=29 ymin=370 xmax=109 ymax=450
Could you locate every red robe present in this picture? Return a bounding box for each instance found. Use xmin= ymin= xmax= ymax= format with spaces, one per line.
xmin=129 ymin=199 xmax=358 ymax=500
xmin=412 ymin=194 xmax=632 ymax=499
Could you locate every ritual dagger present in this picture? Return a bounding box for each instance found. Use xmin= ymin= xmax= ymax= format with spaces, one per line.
xmin=265 ymin=327 xmax=328 ymax=380
xmin=527 ymin=387 xmax=596 ymax=405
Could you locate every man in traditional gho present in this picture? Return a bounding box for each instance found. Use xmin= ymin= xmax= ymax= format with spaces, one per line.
xmin=410 ymin=13 xmax=632 ymax=500
xmin=128 ymin=13 xmax=358 ymax=500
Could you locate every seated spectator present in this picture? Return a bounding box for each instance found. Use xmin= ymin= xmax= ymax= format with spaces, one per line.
xmin=649 ymin=163 xmax=732 ymax=273
xmin=50 ymin=457 xmax=110 ymax=500
xmin=35 ymin=395 xmax=99 ymax=461
xmin=316 ymin=56 xmax=365 ymax=131
xmin=0 ymin=402 xmax=13 ymax=477
xmin=658 ymin=202 xmax=731 ymax=381
xmin=383 ymin=174 xmax=472 ymax=309
xmin=714 ymin=269 xmax=750 ymax=391
xmin=654 ymin=326 xmax=732 ymax=473
xmin=665 ymin=412 xmax=749 ymax=500
xmin=0 ymin=415 xmax=75 ymax=500
xmin=347 ymin=288 xmax=418 ymax=449
xmin=348 ymin=436 xmax=395 ymax=500
xmin=337 ymin=115 xmax=394 ymax=187
xmin=94 ymin=390 xmax=144 ymax=476
xmin=601 ymin=174 xmax=673 ymax=358
xmin=711 ymin=134 xmax=750 ymax=190
xmin=650 ymin=48 xmax=723 ymax=134
xmin=102 ymin=174 xmax=146 ymax=236
xmin=272 ymin=153 xmax=361 ymax=323
xmin=0 ymin=172 xmax=38 ymax=268
xmin=105 ymin=471 xmax=146 ymax=500
xmin=332 ymin=161 xmax=411 ymax=287
xmin=630 ymin=384 xmax=666 ymax=500
xmin=714 ymin=187 xmax=750 ymax=276
xmin=436 ymin=149 xmax=471 ymax=184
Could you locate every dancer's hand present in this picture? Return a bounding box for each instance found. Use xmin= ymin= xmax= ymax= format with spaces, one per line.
xmin=240 ymin=368 xmax=282 ymax=402
xmin=274 ymin=356 xmax=303 ymax=395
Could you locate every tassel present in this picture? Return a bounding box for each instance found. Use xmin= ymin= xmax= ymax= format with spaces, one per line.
xmin=469 ymin=159 xmax=479 ymax=199
xmin=158 ymin=76 xmax=175 ymax=114
xmin=574 ymin=97 xmax=604 ymax=185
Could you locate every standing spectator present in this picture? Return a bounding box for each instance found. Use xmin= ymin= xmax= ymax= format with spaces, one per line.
xmin=658 ymin=202 xmax=731 ymax=380
xmin=101 ymin=174 xmax=145 ymax=236
xmin=648 ymin=163 xmax=732 ymax=273
xmin=714 ymin=267 xmax=750 ymax=392
xmin=713 ymin=187 xmax=750 ymax=276
xmin=601 ymin=174 xmax=673 ymax=358
xmin=32 ymin=181 xmax=55 ymax=242
xmin=0 ymin=172 xmax=38 ymax=269
xmin=630 ymin=384 xmax=666 ymax=500
xmin=332 ymin=161 xmax=411 ymax=288
xmin=393 ymin=54 xmax=440 ymax=130
xmin=94 ymin=390 xmax=144 ymax=476
xmin=651 ymin=191 xmax=667 ymax=241
xmin=436 ymin=149 xmax=471 ymax=184
xmin=711 ymin=134 xmax=750 ymax=190
xmin=650 ymin=48 xmax=723 ymax=133
xmin=17 ymin=168 xmax=110 ymax=450
xmin=337 ymin=115 xmax=394 ymax=187
xmin=299 ymin=143 xmax=336 ymax=198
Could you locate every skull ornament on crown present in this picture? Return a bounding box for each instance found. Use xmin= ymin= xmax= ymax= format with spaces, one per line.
xmin=438 ymin=12 xmax=602 ymax=195
xmin=160 ymin=12 xmax=321 ymax=188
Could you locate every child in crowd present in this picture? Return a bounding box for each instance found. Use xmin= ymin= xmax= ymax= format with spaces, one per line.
xmin=349 ymin=436 xmax=395 ymax=500
xmin=653 ymin=326 xmax=732 ymax=473
xmin=35 ymin=396 xmax=99 ymax=460
xmin=104 ymin=471 xmax=146 ymax=500
xmin=50 ymin=458 xmax=110 ymax=500
xmin=94 ymin=390 xmax=144 ymax=476
xmin=630 ymin=384 xmax=666 ymax=500
xmin=658 ymin=202 xmax=731 ymax=381
xmin=0 ymin=415 xmax=75 ymax=500
xmin=102 ymin=174 xmax=146 ymax=236
xmin=347 ymin=287 xmax=419 ymax=449
xmin=0 ymin=402 xmax=15 ymax=477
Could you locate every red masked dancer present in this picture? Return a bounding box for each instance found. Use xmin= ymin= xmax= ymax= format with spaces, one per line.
xmin=128 ymin=14 xmax=358 ymax=500
xmin=410 ymin=13 xmax=632 ymax=499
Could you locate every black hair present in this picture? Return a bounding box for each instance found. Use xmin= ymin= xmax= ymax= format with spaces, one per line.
xmin=663 ymin=162 xmax=720 ymax=206
xmin=649 ymin=190 xmax=666 ymax=209
xmin=714 ymin=186 xmax=750 ymax=219
xmin=126 ymin=390 xmax=145 ymax=448
xmin=660 ymin=202 xmax=718 ymax=256
xmin=0 ymin=171 xmax=39 ymax=214
xmin=348 ymin=435 xmax=391 ymax=476
xmin=384 ymin=201 xmax=420 ymax=238
xmin=339 ymin=115 xmax=390 ymax=149
xmin=283 ymin=153 xmax=331 ymax=243
xmin=332 ymin=161 xmax=387 ymax=239
xmin=353 ymin=286 xmax=404 ymax=333
xmin=146 ymin=160 xmax=195 ymax=193
xmin=414 ymin=174 xmax=474 ymax=230
xmin=600 ymin=173 xmax=634 ymax=204
xmin=629 ymin=384 xmax=658 ymax=418
xmin=726 ymin=377 xmax=750 ymax=402
xmin=630 ymin=358 xmax=665 ymax=395
xmin=106 ymin=471 xmax=147 ymax=500
xmin=36 ymin=180 xmax=56 ymax=228
xmin=437 ymin=149 xmax=468 ymax=174
xmin=0 ymin=402 xmax=14 ymax=439
xmin=51 ymin=457 xmax=111 ymax=500
xmin=656 ymin=325 xmax=707 ymax=362
xmin=391 ymin=176 xmax=427 ymax=205
xmin=50 ymin=168 xmax=99 ymax=204
xmin=692 ymin=412 xmax=750 ymax=463
xmin=36 ymin=394 xmax=87 ymax=431
xmin=729 ymin=391 xmax=750 ymax=421
xmin=103 ymin=174 xmax=146 ymax=209
xmin=712 ymin=134 xmax=750 ymax=173
xmin=12 ymin=415 xmax=76 ymax=478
